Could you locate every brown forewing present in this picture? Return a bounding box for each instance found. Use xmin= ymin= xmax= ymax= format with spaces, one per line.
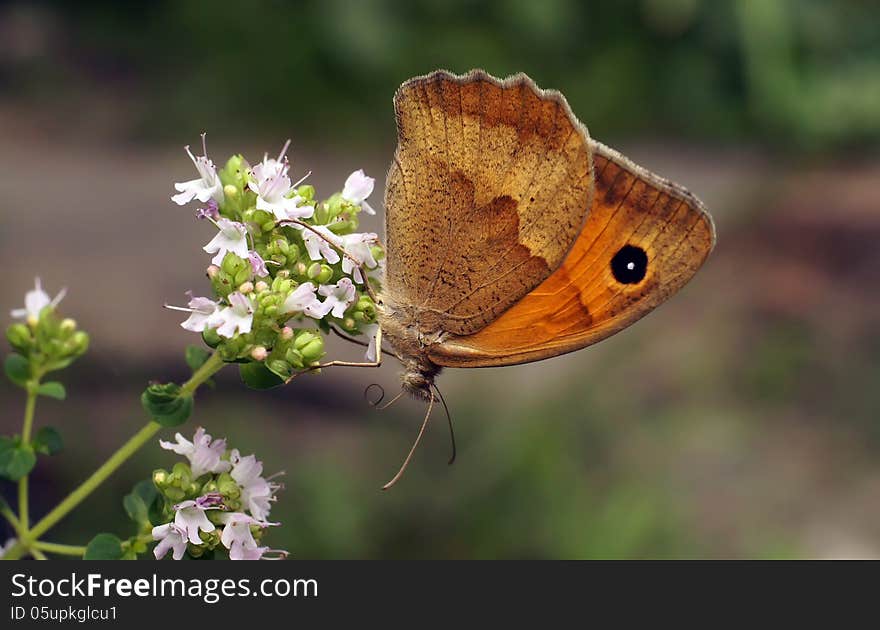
xmin=383 ymin=69 xmax=593 ymax=336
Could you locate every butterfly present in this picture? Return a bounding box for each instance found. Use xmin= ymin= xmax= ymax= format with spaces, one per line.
xmin=350 ymin=69 xmax=714 ymax=487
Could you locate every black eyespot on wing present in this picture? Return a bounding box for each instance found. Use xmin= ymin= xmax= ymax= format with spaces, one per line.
xmin=611 ymin=245 xmax=648 ymax=284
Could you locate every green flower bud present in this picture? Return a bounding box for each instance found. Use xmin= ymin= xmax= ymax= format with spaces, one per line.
xmin=234 ymin=268 xmax=251 ymax=286
xmin=60 ymin=318 xmax=77 ymax=333
xmin=343 ymin=317 xmax=356 ymax=331
xmin=307 ymin=262 xmax=322 ymax=279
xmin=6 ymin=324 xmax=32 ymax=353
xmin=300 ymin=338 xmax=325 ymax=363
xmin=277 ymin=269 xmax=290 ymax=279
xmin=223 ymin=184 xmax=238 ymax=199
xmin=296 ymin=184 xmax=315 ymax=200
xmin=261 ymin=220 xmax=277 ymax=233
xmin=316 ymin=265 xmax=333 ymax=284
xmin=203 ymin=327 xmax=222 ymax=348
xmin=218 ymin=475 xmax=241 ymax=500
xmin=293 ymin=331 xmax=318 ymax=350
xmin=68 ymin=331 xmax=89 ymax=356
xmin=284 ymin=349 xmax=303 ymax=369
xmin=188 ymin=542 xmax=205 ymax=558
xmin=164 ymin=487 xmax=186 ymax=502
xmin=268 ymin=358 xmax=293 ymax=376
xmin=153 ymin=469 xmax=169 ymax=488
xmin=276 ymin=238 xmax=290 ymax=255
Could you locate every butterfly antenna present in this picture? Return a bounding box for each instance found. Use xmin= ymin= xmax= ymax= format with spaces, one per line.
xmin=382 ymin=390 xmax=435 ymax=491
xmin=432 ymin=383 xmax=456 ymax=465
xmin=364 ymin=383 xmax=385 ymax=406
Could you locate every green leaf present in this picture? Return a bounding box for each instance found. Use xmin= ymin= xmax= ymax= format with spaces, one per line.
xmin=32 ymin=426 xmax=63 ymax=455
xmin=36 ymin=381 xmax=66 ymax=400
xmin=141 ymin=383 xmax=193 ymax=427
xmin=185 ymin=345 xmax=212 ymax=372
xmin=0 ymin=438 xmax=36 ymax=481
xmin=83 ymin=533 xmax=124 ymax=560
xmin=123 ymin=493 xmax=148 ymax=526
xmin=239 ymin=362 xmax=284 ymax=390
xmin=4 ymin=354 xmax=30 ymax=387
xmin=132 ymin=479 xmax=159 ymax=507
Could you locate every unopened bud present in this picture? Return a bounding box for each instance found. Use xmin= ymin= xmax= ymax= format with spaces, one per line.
xmin=207 ymin=265 xmax=220 ymax=278
xmin=251 ymin=346 xmax=268 ymax=361
xmin=6 ymin=323 xmax=32 ymax=352
xmin=239 ymin=281 xmax=254 ymax=294
xmin=60 ymin=318 xmax=77 ymax=333
xmin=255 ymin=281 xmax=269 ymax=293
xmin=280 ymin=326 xmax=294 ymax=341
xmin=223 ymin=184 xmax=238 ymax=199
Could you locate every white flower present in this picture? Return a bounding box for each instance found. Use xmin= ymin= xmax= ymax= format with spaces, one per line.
xmin=248 ymin=251 xmax=269 ymax=278
xmin=302 ymin=225 xmax=342 ymax=265
xmin=282 ymin=282 xmax=330 ymax=320
xmin=11 ymin=277 xmax=66 ymax=321
xmin=215 ymin=292 xmax=254 ymax=338
xmin=363 ymin=323 xmax=380 ymax=362
xmin=318 ymin=277 xmax=356 ymax=319
xmin=171 ymin=135 xmax=224 ymax=206
xmin=342 ymin=169 xmax=376 ymax=215
xmin=151 ymin=523 xmax=188 ymax=560
xmin=168 ymin=293 xmax=220 ymax=333
xmin=159 ymin=427 xmax=232 ymax=478
xmin=203 ymin=218 xmax=249 ymax=266
xmin=219 ymin=512 xmax=280 ymax=560
xmin=230 ymin=449 xmax=280 ymax=521
xmin=0 ymin=538 xmax=17 ymax=559
xmin=173 ymin=495 xmax=222 ymax=545
xmin=247 ymin=142 xmax=314 ymax=222
xmin=339 ymin=232 xmax=379 ymax=284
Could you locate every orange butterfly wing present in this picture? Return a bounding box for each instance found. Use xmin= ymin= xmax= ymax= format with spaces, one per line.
xmin=427 ymin=141 xmax=716 ymax=368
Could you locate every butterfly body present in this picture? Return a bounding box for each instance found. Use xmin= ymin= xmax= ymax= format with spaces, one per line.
xmin=375 ymin=69 xmax=715 ymax=399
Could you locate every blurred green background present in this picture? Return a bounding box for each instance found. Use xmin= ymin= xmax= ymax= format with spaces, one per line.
xmin=1 ymin=0 xmax=879 ymax=558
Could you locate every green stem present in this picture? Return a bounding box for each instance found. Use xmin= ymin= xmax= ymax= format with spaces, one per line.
xmin=30 ymin=548 xmax=47 ymax=560
xmin=1 ymin=352 xmax=224 ymax=561
xmin=18 ymin=386 xmax=38 ymax=532
xmin=0 ymin=505 xmax=23 ymax=537
xmin=32 ymin=541 xmax=87 ymax=556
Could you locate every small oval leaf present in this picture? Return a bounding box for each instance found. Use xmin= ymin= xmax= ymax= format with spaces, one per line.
xmin=37 ymin=382 xmax=66 ymax=400
xmin=239 ymin=362 xmax=284 ymax=390
xmin=32 ymin=426 xmax=63 ymax=455
xmin=83 ymin=533 xmax=124 ymax=560
xmin=4 ymin=354 xmax=30 ymax=387
xmin=185 ymin=345 xmax=212 ymax=373
xmin=123 ymin=493 xmax=148 ymax=526
xmin=0 ymin=439 xmax=36 ymax=481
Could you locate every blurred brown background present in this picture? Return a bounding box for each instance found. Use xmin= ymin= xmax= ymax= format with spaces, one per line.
xmin=1 ymin=0 xmax=879 ymax=558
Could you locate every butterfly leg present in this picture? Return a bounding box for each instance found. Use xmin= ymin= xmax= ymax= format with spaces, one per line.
xmin=284 ymin=327 xmax=384 ymax=384
xmin=283 ymin=219 xmax=381 ymax=304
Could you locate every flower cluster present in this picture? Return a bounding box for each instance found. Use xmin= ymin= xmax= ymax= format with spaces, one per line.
xmin=7 ymin=278 xmax=89 ymax=373
xmin=151 ymin=427 xmax=285 ymax=560
xmin=168 ymin=136 xmax=382 ymax=382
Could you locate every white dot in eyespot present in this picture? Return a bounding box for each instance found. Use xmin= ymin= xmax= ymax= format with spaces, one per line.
xmin=626 ymin=262 xmax=635 ymax=270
